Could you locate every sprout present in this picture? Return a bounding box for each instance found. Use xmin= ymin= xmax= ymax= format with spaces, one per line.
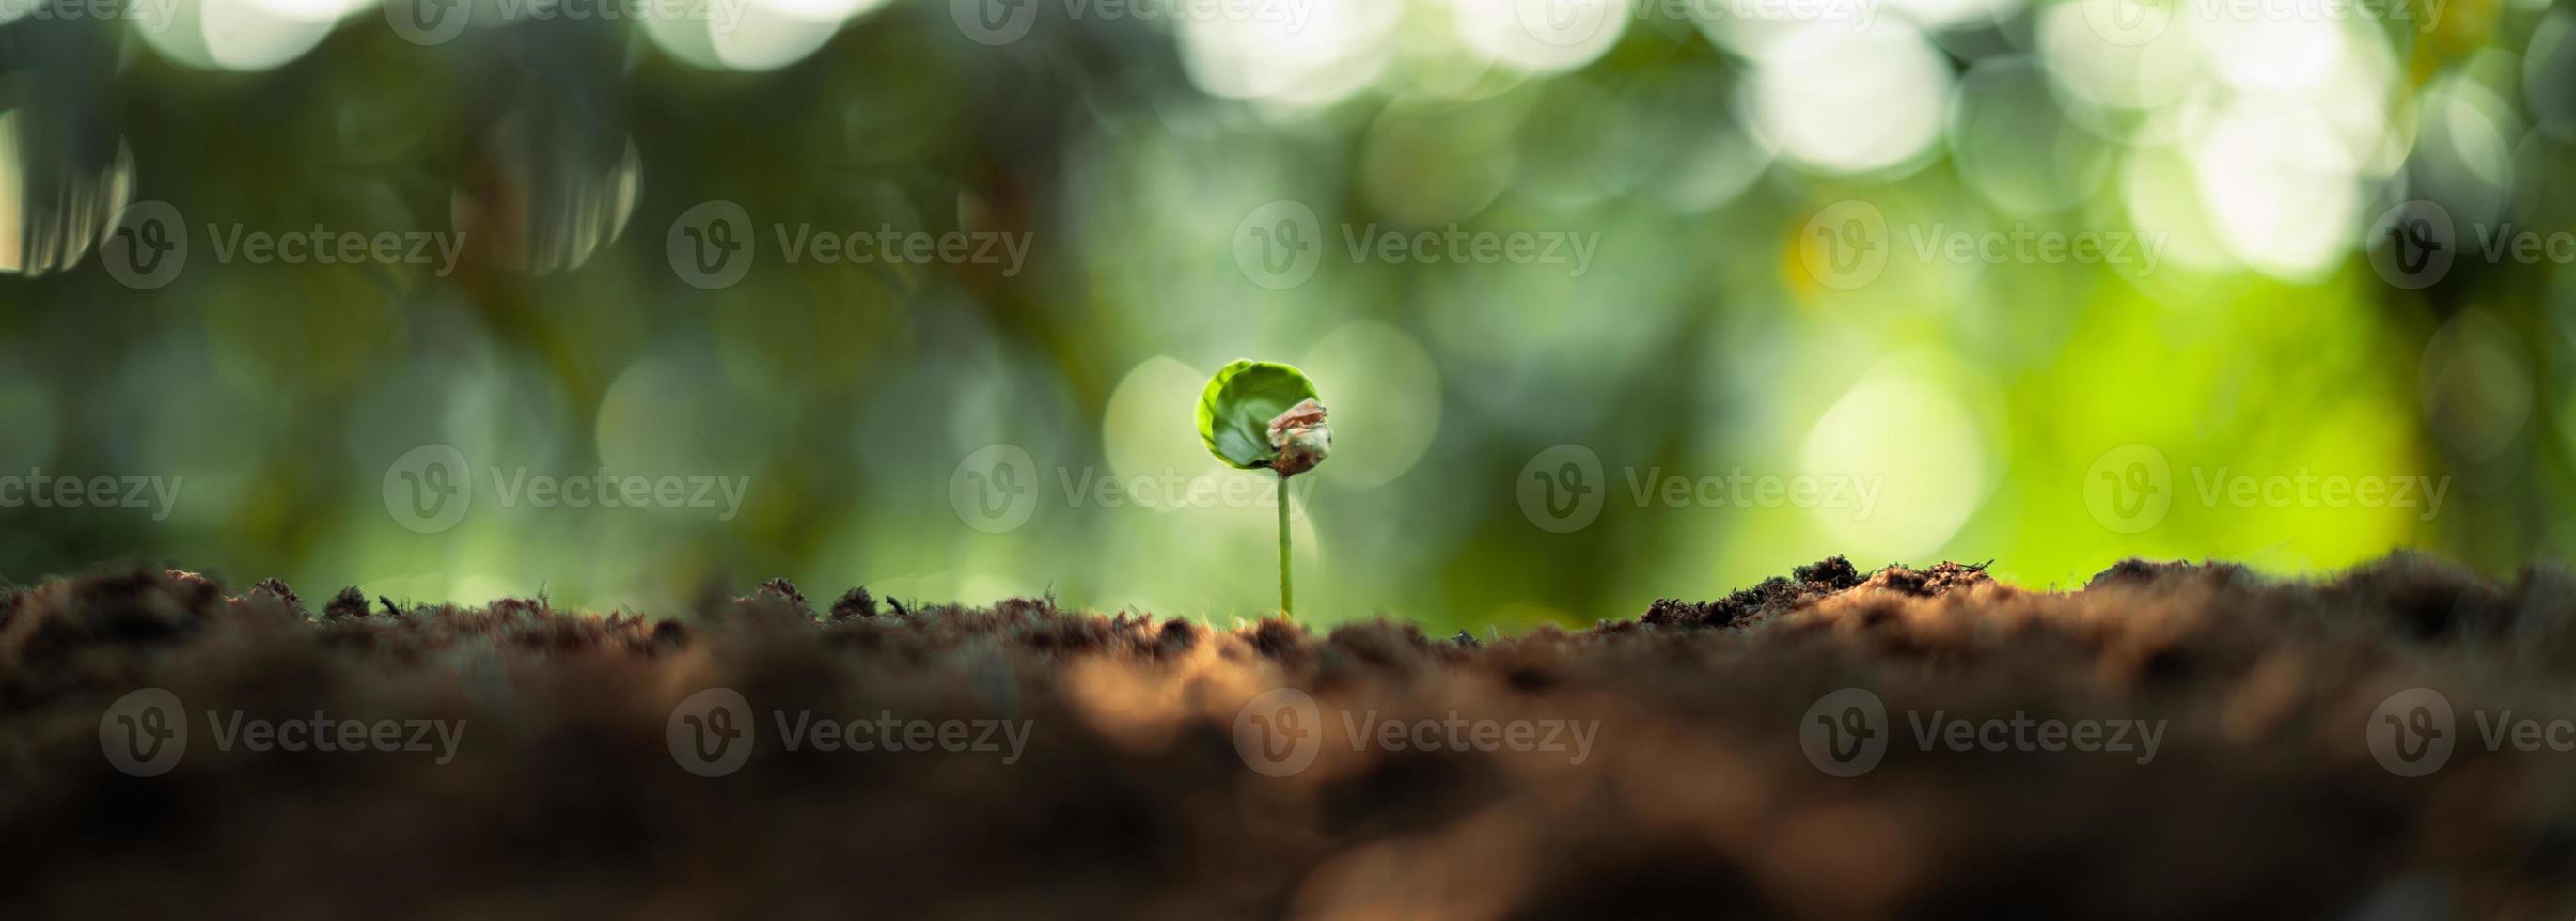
xmin=1197 ymin=360 xmax=1329 ymax=617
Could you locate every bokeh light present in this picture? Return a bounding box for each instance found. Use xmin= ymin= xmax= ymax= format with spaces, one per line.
xmin=3 ymin=0 xmax=2572 ymax=634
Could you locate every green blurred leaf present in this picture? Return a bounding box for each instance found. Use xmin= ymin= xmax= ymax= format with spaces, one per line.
xmin=1197 ymin=359 xmax=1318 ymax=470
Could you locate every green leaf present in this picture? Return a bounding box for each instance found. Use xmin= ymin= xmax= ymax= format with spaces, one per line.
xmin=1197 ymin=360 xmax=1319 ymax=470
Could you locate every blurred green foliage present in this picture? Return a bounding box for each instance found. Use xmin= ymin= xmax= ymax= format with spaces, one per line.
xmin=3 ymin=0 xmax=2575 ymax=632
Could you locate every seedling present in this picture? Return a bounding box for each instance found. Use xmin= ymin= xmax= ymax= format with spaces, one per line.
xmin=1197 ymin=360 xmax=1330 ymax=617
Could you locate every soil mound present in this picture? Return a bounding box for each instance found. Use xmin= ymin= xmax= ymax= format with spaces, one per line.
xmin=4 ymin=555 xmax=2569 ymax=918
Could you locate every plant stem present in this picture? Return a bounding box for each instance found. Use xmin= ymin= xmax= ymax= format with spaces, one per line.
xmin=1277 ymin=470 xmax=1294 ymax=617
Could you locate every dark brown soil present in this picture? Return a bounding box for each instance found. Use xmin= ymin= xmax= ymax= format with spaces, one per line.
xmin=3 ymin=555 xmax=2572 ymax=918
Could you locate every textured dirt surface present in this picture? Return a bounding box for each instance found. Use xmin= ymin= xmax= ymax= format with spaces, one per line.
xmin=3 ymin=555 xmax=2573 ymax=919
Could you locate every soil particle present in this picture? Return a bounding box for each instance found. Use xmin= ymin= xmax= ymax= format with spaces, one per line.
xmin=1638 ymin=555 xmax=1948 ymax=629
xmin=1792 ymin=555 xmax=1863 ymax=589
xmin=752 ymin=578 xmax=811 ymax=617
xmin=1249 ymin=617 xmax=1309 ymax=663
xmin=248 ymin=578 xmax=301 ymax=613
xmin=1155 ymin=617 xmax=1197 ymax=653
xmin=2084 ymin=557 xmax=2251 ymax=591
xmin=1859 ymin=560 xmax=1991 ymax=598
xmin=829 ymin=587 xmax=879 ymax=620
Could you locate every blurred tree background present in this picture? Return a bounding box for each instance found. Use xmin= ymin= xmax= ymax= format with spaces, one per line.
xmin=2 ymin=0 xmax=2572 ymax=632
